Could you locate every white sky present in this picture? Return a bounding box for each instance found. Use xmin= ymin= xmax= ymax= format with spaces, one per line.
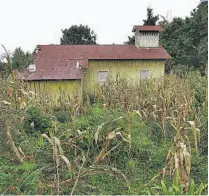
xmin=0 ymin=0 xmax=200 ymax=54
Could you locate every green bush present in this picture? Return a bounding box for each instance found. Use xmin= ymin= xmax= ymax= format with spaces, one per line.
xmin=54 ymin=110 xmax=72 ymax=123
xmin=24 ymin=106 xmax=52 ymax=133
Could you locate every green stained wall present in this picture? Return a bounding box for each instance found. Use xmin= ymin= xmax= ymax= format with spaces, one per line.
xmin=84 ymin=59 xmax=165 ymax=92
xmin=29 ymin=80 xmax=82 ymax=106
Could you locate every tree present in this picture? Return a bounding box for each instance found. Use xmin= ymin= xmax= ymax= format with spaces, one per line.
xmin=124 ymin=7 xmax=159 ymax=45
xmin=124 ymin=35 xmax=135 ymax=45
xmin=143 ymin=7 xmax=159 ymax=25
xmin=158 ymin=11 xmax=173 ymax=28
xmin=160 ymin=1 xmax=208 ymax=74
xmin=0 ymin=44 xmax=12 ymax=77
xmin=11 ymin=47 xmax=33 ymax=70
xmin=60 ymin=25 xmax=97 ymax=45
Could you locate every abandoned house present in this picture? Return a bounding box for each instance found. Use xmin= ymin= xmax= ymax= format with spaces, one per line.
xmin=23 ymin=25 xmax=171 ymax=105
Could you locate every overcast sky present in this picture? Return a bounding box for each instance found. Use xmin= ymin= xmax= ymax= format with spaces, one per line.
xmin=0 ymin=0 xmax=200 ymax=54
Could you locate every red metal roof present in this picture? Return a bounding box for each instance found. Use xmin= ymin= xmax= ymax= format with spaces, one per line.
xmin=133 ymin=25 xmax=163 ymax=32
xmin=26 ymin=44 xmax=171 ymax=81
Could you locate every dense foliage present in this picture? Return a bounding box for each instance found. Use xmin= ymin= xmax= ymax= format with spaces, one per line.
xmin=0 ymin=46 xmax=33 ymax=78
xmin=143 ymin=7 xmax=159 ymax=26
xmin=161 ymin=2 xmax=208 ymax=74
xmin=11 ymin=47 xmax=33 ymax=70
xmin=0 ymin=71 xmax=207 ymax=195
xmin=60 ymin=25 xmax=97 ymax=45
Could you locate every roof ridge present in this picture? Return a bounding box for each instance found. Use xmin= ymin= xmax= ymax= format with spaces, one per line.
xmin=134 ymin=25 xmax=162 ymax=27
xmin=38 ymin=44 xmax=131 ymax=46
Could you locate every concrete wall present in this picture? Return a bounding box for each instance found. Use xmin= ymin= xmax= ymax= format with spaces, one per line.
xmin=84 ymin=59 xmax=165 ymax=93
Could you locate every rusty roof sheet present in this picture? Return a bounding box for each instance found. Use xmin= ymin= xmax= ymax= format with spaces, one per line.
xmin=26 ymin=44 xmax=171 ymax=81
xmin=133 ymin=25 xmax=163 ymax=32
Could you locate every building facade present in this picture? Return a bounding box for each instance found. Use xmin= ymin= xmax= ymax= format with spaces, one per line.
xmin=24 ymin=25 xmax=171 ymax=106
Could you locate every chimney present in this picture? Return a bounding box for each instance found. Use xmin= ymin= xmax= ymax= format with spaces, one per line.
xmin=133 ymin=25 xmax=163 ymax=48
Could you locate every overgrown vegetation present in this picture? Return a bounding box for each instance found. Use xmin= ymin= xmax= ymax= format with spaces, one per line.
xmin=0 ymin=2 xmax=207 ymax=194
xmin=160 ymin=2 xmax=208 ymax=74
xmin=0 ymin=71 xmax=207 ymax=195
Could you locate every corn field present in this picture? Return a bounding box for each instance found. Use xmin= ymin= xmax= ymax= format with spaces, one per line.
xmin=0 ymin=71 xmax=207 ymax=195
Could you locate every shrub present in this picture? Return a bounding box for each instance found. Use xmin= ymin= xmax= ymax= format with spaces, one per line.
xmin=24 ymin=106 xmax=52 ymax=133
xmin=54 ymin=110 xmax=72 ymax=123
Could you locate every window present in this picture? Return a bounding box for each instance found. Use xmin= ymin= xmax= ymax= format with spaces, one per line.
xmin=98 ymin=71 xmax=108 ymax=83
xmin=140 ymin=70 xmax=150 ymax=80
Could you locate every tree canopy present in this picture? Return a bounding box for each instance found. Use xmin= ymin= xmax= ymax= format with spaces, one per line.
xmin=60 ymin=25 xmax=97 ymax=45
xmin=160 ymin=1 xmax=208 ymax=74
xmin=143 ymin=7 xmax=159 ymax=25
xmin=124 ymin=35 xmax=135 ymax=45
xmin=0 ymin=46 xmax=33 ymax=77
xmin=11 ymin=47 xmax=33 ymax=70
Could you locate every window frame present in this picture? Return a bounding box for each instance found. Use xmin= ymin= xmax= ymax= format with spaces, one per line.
xmin=140 ymin=70 xmax=151 ymax=80
xmin=98 ymin=70 xmax=109 ymax=83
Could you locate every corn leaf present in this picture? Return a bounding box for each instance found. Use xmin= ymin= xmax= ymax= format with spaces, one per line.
xmin=54 ymin=137 xmax=64 ymax=155
xmin=41 ymin=134 xmax=52 ymax=145
xmin=189 ymin=180 xmax=195 ymax=195
xmin=59 ymin=155 xmax=72 ymax=173
xmin=184 ymin=152 xmax=191 ymax=176
xmin=94 ymin=123 xmax=105 ymax=145
xmin=161 ymin=180 xmax=168 ymax=195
